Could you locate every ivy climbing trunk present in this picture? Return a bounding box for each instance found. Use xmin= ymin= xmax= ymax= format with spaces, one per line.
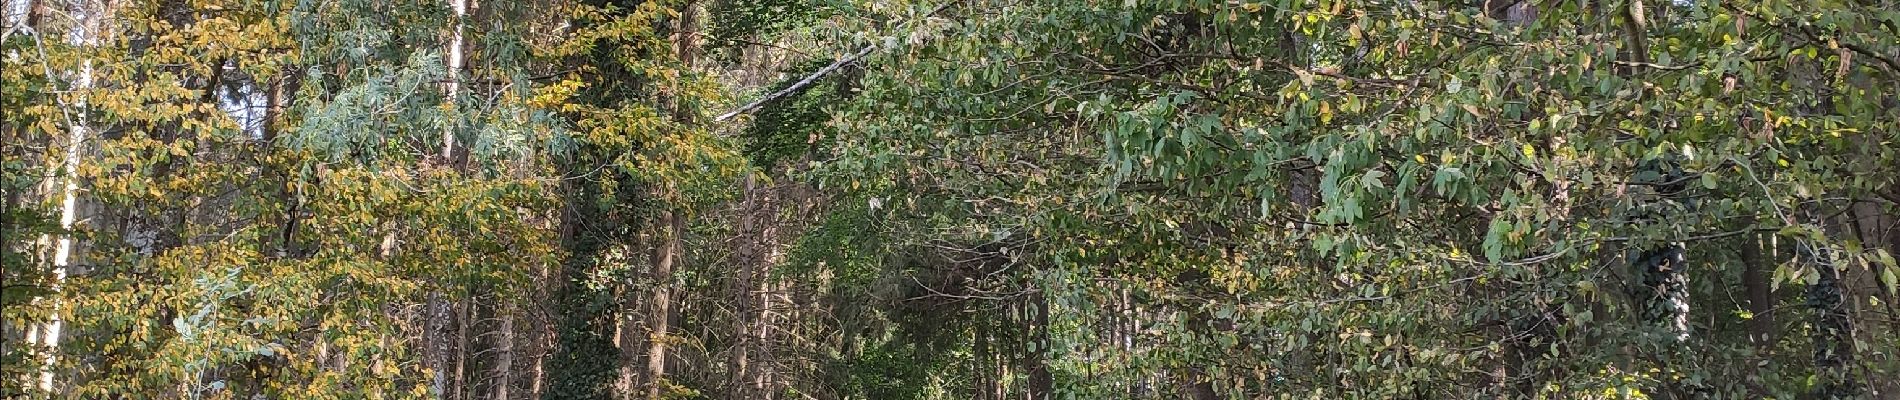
xmin=1803 ymin=233 xmax=1858 ymax=398
xmin=1629 ymin=158 xmax=1693 ymax=398
xmin=1634 ymin=243 xmax=1689 ymax=341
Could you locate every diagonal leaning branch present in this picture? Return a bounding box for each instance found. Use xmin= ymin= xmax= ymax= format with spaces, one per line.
xmin=714 ymin=44 xmax=876 ymax=122
xmin=712 ymin=0 xmax=964 ymax=122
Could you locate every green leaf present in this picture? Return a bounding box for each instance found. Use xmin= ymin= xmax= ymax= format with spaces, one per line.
xmin=1881 ymin=267 xmax=1898 ymax=296
xmin=1483 ymin=216 xmax=1510 ymax=263
xmin=1361 ymin=169 xmax=1386 ymax=190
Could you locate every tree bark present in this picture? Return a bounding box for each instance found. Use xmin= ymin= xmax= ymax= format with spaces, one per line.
xmin=974 ymin=316 xmax=994 ymax=400
xmin=615 ymin=259 xmax=641 ymax=399
xmin=729 ymin=175 xmax=758 ymax=399
xmin=442 ymin=0 xmax=465 ymax=160
xmin=454 ymin=293 xmax=471 ymax=400
xmin=0 ymin=0 xmax=32 ymax=40
xmin=643 ymin=2 xmax=699 ymax=397
xmin=1738 ymin=233 xmax=1775 ymax=347
xmin=493 ymin=305 xmax=514 ymax=400
xmin=425 ymin=293 xmax=457 ymax=399
xmin=643 ymin=211 xmax=682 ymax=399
xmin=1025 ymin=292 xmax=1052 ymax=400
xmin=36 ymin=0 xmax=101 ymax=391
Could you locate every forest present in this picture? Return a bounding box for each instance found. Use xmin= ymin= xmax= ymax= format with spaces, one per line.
xmin=1 ymin=0 xmax=1897 ymax=398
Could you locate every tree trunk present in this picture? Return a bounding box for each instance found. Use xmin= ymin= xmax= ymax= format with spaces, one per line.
xmin=1 ymin=0 xmax=33 ymax=41
xmin=729 ymin=175 xmax=759 ymax=399
xmin=644 ymin=211 xmax=682 ymax=399
xmin=425 ymin=293 xmax=458 ymax=399
xmin=643 ymin=2 xmax=699 ymax=397
xmin=36 ymin=0 xmax=101 ymax=391
xmin=753 ymin=280 xmax=775 ymax=398
xmin=442 ymin=0 xmax=465 ymax=160
xmin=1025 ymin=292 xmax=1052 ymax=400
xmin=616 ymin=241 xmax=643 ymax=398
xmin=1634 ymin=243 xmax=1689 ymax=341
xmin=1738 ymin=232 xmax=1774 ymax=347
xmin=526 ymin=247 xmax=559 ymax=400
xmin=493 ymin=305 xmax=514 ymax=400
xmin=974 ymin=316 xmax=993 ymax=400
xmin=1803 ymin=236 xmax=1858 ymax=398
xmin=1848 ymin=193 xmax=1900 ymax=335
xmin=454 ymin=294 xmax=471 ymax=400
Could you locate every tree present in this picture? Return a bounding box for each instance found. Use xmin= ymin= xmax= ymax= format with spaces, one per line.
xmin=2 ymin=0 xmax=1896 ymax=398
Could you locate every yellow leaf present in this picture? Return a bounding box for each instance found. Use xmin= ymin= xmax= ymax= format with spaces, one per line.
xmin=1461 ymin=104 xmax=1485 ymax=119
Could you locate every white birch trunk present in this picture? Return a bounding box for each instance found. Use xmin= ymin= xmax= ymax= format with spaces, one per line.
xmin=40 ymin=0 xmax=99 ymax=391
xmin=442 ymin=0 xmax=464 ymax=160
xmin=1 ymin=0 xmax=30 ymax=40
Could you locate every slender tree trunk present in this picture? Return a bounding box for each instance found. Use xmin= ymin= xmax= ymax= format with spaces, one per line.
xmin=432 ymin=1 xmax=471 ymax=396
xmin=1123 ymin=289 xmax=1141 ymax=398
xmin=615 ymin=288 xmax=639 ymax=398
xmin=644 ymin=2 xmax=698 ymax=397
xmin=527 ymin=248 xmax=558 ymax=400
xmin=728 ymin=175 xmax=782 ymax=399
xmin=729 ymin=175 xmax=758 ymax=399
xmin=442 ymin=0 xmax=465 ymax=160
xmin=644 ymin=211 xmax=682 ymax=399
xmin=454 ymin=293 xmax=471 ymax=400
xmin=1886 ymin=191 xmax=1900 ymax=335
xmin=426 ymin=293 xmax=455 ymax=398
xmin=975 ymin=316 xmax=993 ymax=400
xmin=613 ymin=230 xmax=650 ymax=399
xmin=1026 ymin=292 xmax=1052 ymax=400
xmin=494 ymin=305 xmax=514 ymax=400
xmin=1738 ymin=233 xmax=1775 ymax=347
xmin=266 ymin=71 xmax=304 ymax=260
xmin=756 ymin=279 xmax=782 ymax=397
xmin=37 ymin=0 xmax=100 ymax=391
xmin=1848 ymin=188 xmax=1900 ymax=335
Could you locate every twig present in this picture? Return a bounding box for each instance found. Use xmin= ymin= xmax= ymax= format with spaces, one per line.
xmin=1612 ymin=60 xmax=1701 ymax=71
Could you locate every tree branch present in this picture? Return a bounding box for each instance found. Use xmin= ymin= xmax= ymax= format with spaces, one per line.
xmin=713 ymin=0 xmax=965 ymax=122
xmin=714 ymin=44 xmax=875 ymax=122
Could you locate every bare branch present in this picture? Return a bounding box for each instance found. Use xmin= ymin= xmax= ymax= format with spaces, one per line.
xmin=714 ymin=44 xmax=876 ymax=122
xmin=713 ymin=0 xmax=966 ymax=122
